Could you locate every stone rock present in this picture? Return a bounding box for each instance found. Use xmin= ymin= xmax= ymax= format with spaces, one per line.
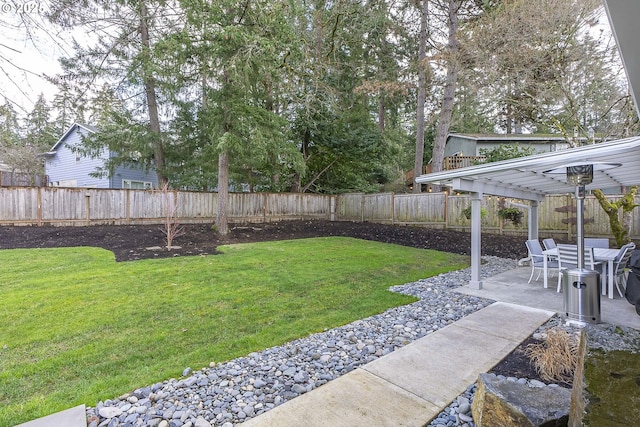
xmin=472 ymin=373 xmax=571 ymax=427
xmin=282 ymin=366 xmax=296 ymax=377
xmin=194 ymin=417 xmax=212 ymax=427
xmin=98 ymin=407 xmax=123 ymax=419
xmin=569 ymin=329 xmax=640 ymax=426
xmin=291 ymin=384 xmax=306 ymax=394
xmin=253 ymin=378 xmax=267 ymax=389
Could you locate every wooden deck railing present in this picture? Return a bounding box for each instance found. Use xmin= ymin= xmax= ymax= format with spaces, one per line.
xmin=444 ymin=156 xmax=486 ymax=170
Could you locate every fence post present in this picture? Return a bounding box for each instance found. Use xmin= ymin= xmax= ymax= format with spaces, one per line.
xmin=444 ymin=192 xmax=449 ymax=229
xmin=37 ymin=187 xmax=42 ymax=226
xmin=85 ymin=192 xmax=91 ymax=225
xmin=361 ymin=193 xmax=365 ymax=223
xmin=263 ymin=193 xmax=267 ymax=222
xmin=330 ymin=196 xmax=336 ymax=221
xmin=126 ymin=190 xmax=131 ymax=224
xmin=391 ymin=192 xmax=395 ymax=224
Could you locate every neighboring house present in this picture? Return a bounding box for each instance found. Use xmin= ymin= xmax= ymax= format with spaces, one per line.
xmin=445 ymin=133 xmax=571 ymax=158
xmin=414 ymin=133 xmax=597 ymax=185
xmin=44 ymin=123 xmax=158 ymax=189
xmin=442 ymin=133 xmax=586 ymax=171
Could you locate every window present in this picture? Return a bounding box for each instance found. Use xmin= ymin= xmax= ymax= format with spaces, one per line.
xmin=52 ymin=179 xmax=77 ymax=187
xmin=122 ymin=179 xmax=153 ymax=189
xmin=551 ymin=143 xmax=570 ymax=152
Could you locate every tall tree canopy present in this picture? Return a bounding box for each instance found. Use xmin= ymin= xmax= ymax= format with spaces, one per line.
xmin=459 ymin=0 xmax=637 ymax=139
xmin=8 ymin=0 xmax=627 ymax=200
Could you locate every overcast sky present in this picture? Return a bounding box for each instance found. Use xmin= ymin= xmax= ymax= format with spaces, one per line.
xmin=0 ymin=1 xmax=624 ymax=122
xmin=0 ymin=0 xmax=74 ymax=115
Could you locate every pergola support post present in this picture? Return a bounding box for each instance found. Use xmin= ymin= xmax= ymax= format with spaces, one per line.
xmin=529 ymin=200 xmax=539 ymax=241
xmin=470 ymin=192 xmax=483 ymax=289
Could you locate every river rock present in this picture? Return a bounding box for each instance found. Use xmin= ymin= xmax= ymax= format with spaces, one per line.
xmin=98 ymin=407 xmax=123 ymax=419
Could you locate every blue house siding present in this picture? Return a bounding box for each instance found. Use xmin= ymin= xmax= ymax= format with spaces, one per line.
xmin=45 ymin=125 xmax=110 ymax=188
xmin=111 ymin=161 xmax=158 ymax=189
xmin=45 ymin=123 xmax=158 ymax=189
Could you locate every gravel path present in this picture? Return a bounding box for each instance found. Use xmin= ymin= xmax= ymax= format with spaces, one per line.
xmin=86 ymin=256 xmax=640 ymax=427
xmin=87 ymin=257 xmax=513 ymax=427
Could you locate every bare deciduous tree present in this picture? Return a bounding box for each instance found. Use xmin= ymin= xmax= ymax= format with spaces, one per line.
xmin=157 ymin=182 xmax=184 ymax=251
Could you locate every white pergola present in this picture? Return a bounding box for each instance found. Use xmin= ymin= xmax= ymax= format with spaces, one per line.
xmin=415 ymin=0 xmax=640 ymax=289
xmin=415 ymin=136 xmax=640 ymax=289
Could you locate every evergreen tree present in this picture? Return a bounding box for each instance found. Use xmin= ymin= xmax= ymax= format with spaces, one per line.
xmin=0 ymin=100 xmax=21 ymax=148
xmin=158 ymin=0 xmax=307 ymax=233
xmin=47 ymin=0 xmax=173 ymax=184
xmin=0 ymin=99 xmax=45 ymax=180
xmin=25 ymin=94 xmax=57 ymax=150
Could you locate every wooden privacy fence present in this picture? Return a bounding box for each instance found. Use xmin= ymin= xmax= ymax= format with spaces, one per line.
xmin=0 ymin=171 xmax=47 ymax=187
xmin=0 ymin=187 xmax=334 ymax=226
xmin=0 ymin=187 xmax=638 ymax=240
xmin=337 ymin=192 xmax=640 ymax=240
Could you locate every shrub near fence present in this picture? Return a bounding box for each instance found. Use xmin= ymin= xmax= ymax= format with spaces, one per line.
xmin=0 ymin=187 xmax=637 ymax=241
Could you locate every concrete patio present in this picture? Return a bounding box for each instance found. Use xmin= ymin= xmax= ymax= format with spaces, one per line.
xmin=456 ymin=264 xmax=640 ymax=330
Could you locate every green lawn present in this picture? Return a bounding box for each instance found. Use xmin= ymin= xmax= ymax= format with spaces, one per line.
xmin=0 ymin=237 xmax=468 ymax=426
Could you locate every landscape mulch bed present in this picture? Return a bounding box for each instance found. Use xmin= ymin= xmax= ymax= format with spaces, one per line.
xmin=0 ymin=219 xmax=528 ymax=261
xmin=0 ymin=220 xmax=545 ymax=383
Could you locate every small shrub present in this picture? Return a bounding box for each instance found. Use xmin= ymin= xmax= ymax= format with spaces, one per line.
xmin=524 ymin=328 xmax=579 ymax=384
xmin=462 ymin=206 xmax=488 ymax=220
xmin=498 ymin=207 xmax=524 ymax=226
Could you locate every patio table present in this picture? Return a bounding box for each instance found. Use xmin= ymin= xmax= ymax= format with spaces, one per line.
xmin=543 ymin=247 xmax=620 ymax=299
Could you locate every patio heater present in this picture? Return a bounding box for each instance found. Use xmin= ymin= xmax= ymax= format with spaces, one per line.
xmin=564 ymin=164 xmax=601 ymax=324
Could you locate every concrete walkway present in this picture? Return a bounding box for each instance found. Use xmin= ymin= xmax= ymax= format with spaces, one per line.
xmin=17 ymin=291 xmax=562 ymax=427
xmin=19 ymin=266 xmax=640 ymax=426
xmin=15 ymin=405 xmax=86 ymax=427
xmin=242 ymin=302 xmax=554 ymax=427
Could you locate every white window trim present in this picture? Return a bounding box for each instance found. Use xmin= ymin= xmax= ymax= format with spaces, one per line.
xmin=122 ymin=179 xmax=153 ymax=189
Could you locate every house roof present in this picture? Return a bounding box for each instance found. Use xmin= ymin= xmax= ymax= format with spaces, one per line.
xmin=604 ymin=0 xmax=640 ymax=119
xmin=416 ymin=136 xmax=640 ymax=201
xmin=46 ymin=123 xmax=97 ymax=154
xmin=449 ymin=133 xmax=568 ymax=143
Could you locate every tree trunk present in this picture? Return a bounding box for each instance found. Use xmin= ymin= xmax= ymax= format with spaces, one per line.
xmin=431 ymin=0 xmax=461 ymax=191
xmin=378 ymin=96 xmax=385 ymax=132
xmin=291 ymin=129 xmax=310 ymax=193
xmin=593 ymin=187 xmax=639 ymax=247
xmin=290 ymin=171 xmax=302 ymax=193
xmin=140 ymin=2 xmax=167 ymax=186
xmin=216 ymin=148 xmax=230 ymax=235
xmin=413 ymin=0 xmax=429 ymax=194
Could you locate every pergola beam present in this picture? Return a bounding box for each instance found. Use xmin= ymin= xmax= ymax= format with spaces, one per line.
xmin=451 ymin=178 xmax=546 ymax=202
